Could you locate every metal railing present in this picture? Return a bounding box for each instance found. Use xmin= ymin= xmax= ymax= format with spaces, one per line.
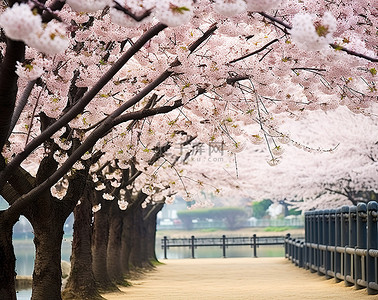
xmin=285 ymin=201 xmax=378 ymax=295
xmin=162 ymin=234 xmax=286 ymax=259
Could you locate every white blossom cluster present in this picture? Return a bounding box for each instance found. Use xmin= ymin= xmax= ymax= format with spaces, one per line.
xmin=66 ymin=0 xmax=112 ymax=13
xmin=155 ymin=0 xmax=193 ymax=27
xmin=0 ymin=3 xmax=41 ymax=41
xmin=103 ymin=193 xmax=114 ymax=200
xmin=290 ymin=12 xmax=337 ymax=51
xmin=27 ymin=22 xmax=70 ymax=56
xmin=118 ymin=200 xmax=129 ymax=210
xmin=15 ymin=61 xmax=44 ymax=81
xmin=92 ymin=203 xmax=102 ymax=213
xmin=0 ymin=3 xmax=69 ymax=56
xmin=213 ymin=0 xmax=246 ymax=17
xmin=246 ymin=0 xmax=286 ymax=12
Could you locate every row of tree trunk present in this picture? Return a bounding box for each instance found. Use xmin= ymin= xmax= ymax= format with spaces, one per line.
xmin=64 ymin=188 xmax=163 ymax=300
xmin=0 ymin=182 xmax=163 ymax=300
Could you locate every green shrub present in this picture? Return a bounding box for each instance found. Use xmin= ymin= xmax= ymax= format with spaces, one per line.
xmin=251 ymin=199 xmax=272 ymax=218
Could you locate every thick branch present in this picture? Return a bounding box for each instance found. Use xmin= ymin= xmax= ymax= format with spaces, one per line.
xmin=188 ymin=22 xmax=218 ymax=53
xmin=0 ymin=40 xmax=25 ymax=150
xmin=0 ymin=183 xmax=20 ymax=206
xmin=113 ymin=100 xmax=182 ymax=126
xmin=7 ymin=79 xmax=37 ymax=140
xmin=226 ymin=75 xmax=250 ymax=85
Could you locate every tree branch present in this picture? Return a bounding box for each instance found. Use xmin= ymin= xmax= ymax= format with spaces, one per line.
xmin=0 ymin=40 xmax=25 ymax=151
xmin=188 ymin=22 xmax=218 ymax=53
xmin=7 ymin=79 xmax=37 ymax=141
xmin=330 ymin=43 xmax=378 ymax=62
xmin=112 ymin=1 xmax=152 ymax=22
xmin=113 ymin=100 xmax=183 ymax=127
xmin=229 ymin=39 xmax=279 ymax=64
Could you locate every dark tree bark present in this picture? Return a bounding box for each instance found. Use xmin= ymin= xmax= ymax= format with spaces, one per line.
xmin=0 ymin=161 xmax=34 ymax=299
xmin=0 ymin=39 xmax=25 ymax=151
xmin=24 ymin=149 xmax=88 ymax=300
xmin=106 ymin=199 xmax=126 ymax=284
xmin=63 ymin=185 xmax=103 ymax=300
xmin=143 ymin=203 xmax=164 ymax=264
xmin=120 ymin=208 xmax=133 ymax=275
xmin=30 ymin=198 xmax=66 ymax=300
xmin=0 ymin=212 xmax=17 ymax=300
xmin=92 ymin=194 xmax=118 ymax=291
xmin=129 ymin=192 xmax=148 ymax=269
xmin=0 ymin=44 xmax=26 ymax=290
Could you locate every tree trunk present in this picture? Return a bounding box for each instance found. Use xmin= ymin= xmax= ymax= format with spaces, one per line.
xmin=106 ymin=200 xmax=126 ymax=284
xmin=120 ymin=210 xmax=133 ymax=275
xmin=144 ymin=204 xmax=164 ymax=263
xmin=63 ymin=190 xmax=103 ymax=300
xmin=0 ymin=212 xmax=17 ymax=300
xmin=129 ymin=202 xmax=144 ymax=269
xmin=30 ymin=208 xmax=65 ymax=300
xmin=145 ymin=217 xmax=158 ymax=262
xmin=92 ymin=197 xmax=117 ymax=291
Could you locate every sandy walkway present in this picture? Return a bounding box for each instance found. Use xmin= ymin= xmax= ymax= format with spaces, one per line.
xmin=103 ymin=257 xmax=377 ymax=299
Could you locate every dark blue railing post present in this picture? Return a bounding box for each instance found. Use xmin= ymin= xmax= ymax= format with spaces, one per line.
xmin=335 ymin=207 xmax=342 ymax=282
xmin=329 ymin=209 xmax=336 ymax=278
xmin=304 ymin=212 xmax=309 ymax=269
xmin=317 ymin=210 xmax=324 ymax=275
xmin=290 ymin=237 xmax=295 ymax=264
xmin=299 ymin=240 xmax=304 ymax=268
xmin=253 ymin=234 xmax=257 ymax=258
xmin=163 ymin=236 xmax=168 ymax=259
xmin=222 ymin=235 xmax=226 ymax=258
xmin=367 ymin=201 xmax=378 ymax=295
xmin=340 ymin=206 xmax=349 ymax=283
xmin=191 ymin=235 xmax=195 ymax=259
xmin=356 ymin=203 xmax=367 ymax=290
xmin=309 ymin=211 xmax=316 ymax=272
xmin=345 ymin=206 xmax=356 ymax=286
xmin=313 ymin=211 xmax=319 ymax=272
xmin=285 ymin=233 xmax=290 ymax=258
xmin=323 ymin=209 xmax=331 ymax=278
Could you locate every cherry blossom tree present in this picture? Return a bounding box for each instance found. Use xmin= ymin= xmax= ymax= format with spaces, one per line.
xmin=213 ymin=105 xmax=378 ymax=210
xmin=0 ymin=0 xmax=376 ymax=299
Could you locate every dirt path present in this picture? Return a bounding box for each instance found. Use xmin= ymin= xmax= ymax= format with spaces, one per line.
xmin=103 ymin=257 xmax=377 ymax=299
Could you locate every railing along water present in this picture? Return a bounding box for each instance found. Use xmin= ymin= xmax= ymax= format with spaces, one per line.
xmin=162 ymin=234 xmax=286 ymax=259
xmin=285 ymin=201 xmax=378 ymax=295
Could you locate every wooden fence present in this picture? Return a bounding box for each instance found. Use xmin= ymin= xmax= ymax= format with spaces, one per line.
xmin=161 ymin=234 xmax=286 ymax=259
xmin=285 ymin=201 xmax=378 ymax=295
